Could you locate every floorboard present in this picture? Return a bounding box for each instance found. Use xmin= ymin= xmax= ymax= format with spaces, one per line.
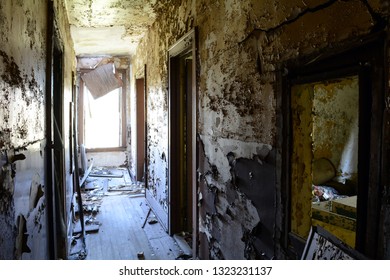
xmin=70 ymin=167 xmax=183 ymax=260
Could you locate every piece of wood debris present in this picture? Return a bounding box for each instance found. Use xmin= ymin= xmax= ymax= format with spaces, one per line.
xmin=137 ymin=251 xmax=145 ymax=260
xmin=73 ymin=223 xmax=100 ymax=234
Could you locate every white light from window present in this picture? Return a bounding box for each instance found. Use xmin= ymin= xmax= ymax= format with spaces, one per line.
xmin=84 ymin=86 xmax=121 ymax=149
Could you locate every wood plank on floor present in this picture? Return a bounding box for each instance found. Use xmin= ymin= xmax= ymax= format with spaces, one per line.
xmin=71 ymin=167 xmax=183 ymax=260
xmin=85 ymin=195 xmax=154 ymax=260
xmin=81 ymin=194 xmax=182 ymax=260
xmin=129 ymin=196 xmax=184 ymax=260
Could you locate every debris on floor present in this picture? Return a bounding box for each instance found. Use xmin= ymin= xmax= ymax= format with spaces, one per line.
xmin=107 ymin=183 xmax=145 ymax=196
xmin=175 ymin=253 xmax=193 ymax=260
xmin=137 ymin=251 xmax=145 ymax=260
xmin=173 ymin=232 xmax=193 ymax=258
xmin=70 ymin=166 xmax=145 ymax=259
xmin=148 ymin=219 xmax=158 ymax=225
xmin=73 ymin=222 xmax=100 ymax=234
xmin=89 ymin=166 xmax=124 ymax=178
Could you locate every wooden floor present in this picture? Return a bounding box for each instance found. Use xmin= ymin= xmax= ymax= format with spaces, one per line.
xmin=69 ymin=168 xmax=184 ymax=260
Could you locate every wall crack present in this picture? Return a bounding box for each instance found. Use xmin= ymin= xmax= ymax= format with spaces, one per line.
xmin=239 ymin=0 xmax=385 ymax=45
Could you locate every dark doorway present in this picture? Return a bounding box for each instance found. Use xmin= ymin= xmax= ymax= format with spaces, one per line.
xmin=168 ymin=29 xmax=198 ymax=255
xmin=45 ymin=1 xmax=66 ymax=259
xmin=279 ymin=33 xmax=386 ymax=259
xmin=52 ymin=37 xmax=66 ymax=259
xmin=136 ymin=78 xmax=145 ymax=182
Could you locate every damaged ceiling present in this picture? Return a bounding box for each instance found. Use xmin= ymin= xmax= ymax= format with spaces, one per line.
xmin=64 ymin=0 xmax=159 ymax=56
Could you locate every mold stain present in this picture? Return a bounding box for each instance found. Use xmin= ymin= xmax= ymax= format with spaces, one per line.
xmin=0 ymin=50 xmax=23 ymax=88
xmin=0 ymin=4 xmax=8 ymax=43
xmin=1 ymin=51 xmax=43 ymax=109
xmin=26 ymin=16 xmax=37 ymax=50
xmin=222 ymin=82 xmax=262 ymax=117
xmin=0 ymin=161 xmax=14 ymax=212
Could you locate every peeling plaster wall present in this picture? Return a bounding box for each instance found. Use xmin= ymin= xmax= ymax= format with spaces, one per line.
xmin=246 ymin=0 xmax=389 ymax=259
xmin=0 ymin=0 xmax=76 ymax=259
xmin=0 ymin=0 xmax=47 ymax=260
xmin=132 ymin=0 xmax=194 ymax=214
xmin=131 ymin=0 xmax=390 ymax=259
xmin=312 ymin=77 xmax=360 ymax=183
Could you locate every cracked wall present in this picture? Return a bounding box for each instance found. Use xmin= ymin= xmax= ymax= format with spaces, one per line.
xmin=131 ymin=0 xmax=390 ymax=259
xmin=0 ymin=0 xmax=76 ymax=259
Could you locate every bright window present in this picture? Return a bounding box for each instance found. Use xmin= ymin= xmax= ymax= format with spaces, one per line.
xmin=79 ymin=70 xmax=126 ymax=150
xmin=84 ymin=86 xmax=122 ymax=148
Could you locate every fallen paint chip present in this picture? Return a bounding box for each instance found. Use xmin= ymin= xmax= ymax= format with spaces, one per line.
xmin=175 ymin=253 xmax=192 ymax=260
xmin=137 ymin=251 xmax=145 ymax=260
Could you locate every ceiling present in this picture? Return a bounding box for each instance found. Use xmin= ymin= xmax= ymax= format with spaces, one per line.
xmin=64 ymin=0 xmax=159 ymax=57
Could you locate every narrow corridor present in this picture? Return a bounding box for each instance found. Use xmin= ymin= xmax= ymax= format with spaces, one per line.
xmin=1 ymin=0 xmax=390 ymax=262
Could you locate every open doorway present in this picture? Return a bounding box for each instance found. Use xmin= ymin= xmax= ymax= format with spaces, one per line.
xmin=136 ymin=77 xmax=146 ymax=182
xmin=290 ymin=76 xmax=359 ymax=248
xmin=280 ymin=34 xmax=385 ymax=259
xmin=168 ymin=29 xmax=198 ymax=255
xmin=45 ymin=2 xmax=67 ymax=259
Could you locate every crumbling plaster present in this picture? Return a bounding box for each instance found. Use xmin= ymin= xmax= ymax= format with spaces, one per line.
xmin=0 ymin=0 xmax=48 ymax=260
xmin=65 ymin=0 xmax=159 ymax=55
xmin=0 ymin=0 xmax=76 ymax=259
xmin=130 ymin=0 xmax=390 ymax=259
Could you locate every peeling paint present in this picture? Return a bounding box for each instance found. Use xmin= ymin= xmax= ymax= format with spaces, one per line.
xmin=0 ymin=50 xmax=23 ymax=88
xmin=15 ymin=214 xmax=30 ymax=259
xmin=0 ymin=159 xmax=16 ymax=259
xmin=229 ymin=153 xmax=276 ymax=259
xmin=197 ymin=136 xmax=264 ymax=259
xmin=65 ymin=0 xmax=159 ymax=55
xmin=313 ymin=77 xmax=359 ymax=183
xmin=128 ymin=0 xmax=389 ymax=259
xmin=1 ymin=0 xmax=75 ymax=259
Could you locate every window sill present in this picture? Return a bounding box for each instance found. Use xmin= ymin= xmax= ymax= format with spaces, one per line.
xmin=85 ymin=147 xmax=127 ymax=153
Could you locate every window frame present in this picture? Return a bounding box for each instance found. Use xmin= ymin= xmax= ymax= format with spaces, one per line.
xmin=78 ymin=68 xmax=127 ymax=152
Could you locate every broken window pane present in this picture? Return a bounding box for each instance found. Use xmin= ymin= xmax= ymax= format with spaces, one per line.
xmin=84 ymin=85 xmax=122 ymax=148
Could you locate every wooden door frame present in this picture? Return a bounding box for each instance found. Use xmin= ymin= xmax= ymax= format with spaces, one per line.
xmin=136 ymin=77 xmax=146 ymax=182
xmin=45 ymin=1 xmax=66 ymax=259
xmin=168 ymin=28 xmax=198 ymax=256
xmin=277 ymin=32 xmax=386 ymax=259
xmin=77 ymin=69 xmax=127 ymax=151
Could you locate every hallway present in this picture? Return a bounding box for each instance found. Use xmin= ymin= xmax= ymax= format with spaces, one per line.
xmin=69 ymin=168 xmax=187 ymax=260
xmin=1 ymin=0 xmax=390 ymax=261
